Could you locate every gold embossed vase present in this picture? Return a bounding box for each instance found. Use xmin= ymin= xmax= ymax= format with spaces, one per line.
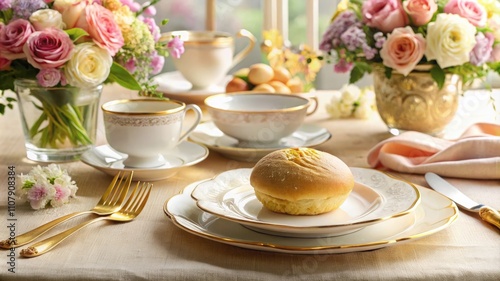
xmin=15 ymin=79 xmax=102 ymax=162
xmin=372 ymin=68 xmax=462 ymax=135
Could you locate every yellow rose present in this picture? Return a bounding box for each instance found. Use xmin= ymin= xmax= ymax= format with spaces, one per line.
xmin=29 ymin=9 xmax=65 ymax=31
xmin=425 ymin=14 xmax=477 ymax=69
xmin=64 ymin=42 xmax=112 ymax=88
xmin=477 ymin=0 xmax=500 ymax=18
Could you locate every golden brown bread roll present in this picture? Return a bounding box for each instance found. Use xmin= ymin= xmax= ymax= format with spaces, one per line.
xmin=252 ymin=83 xmax=275 ymax=93
xmin=225 ymin=77 xmax=250 ymax=93
xmin=272 ymin=66 xmax=291 ymax=84
xmin=250 ymin=148 xmax=354 ymax=215
xmin=248 ymin=63 xmax=274 ymax=85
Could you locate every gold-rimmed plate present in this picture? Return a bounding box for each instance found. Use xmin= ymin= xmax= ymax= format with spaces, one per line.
xmin=190 ymin=168 xmax=420 ymax=237
xmin=164 ymin=168 xmax=458 ymax=255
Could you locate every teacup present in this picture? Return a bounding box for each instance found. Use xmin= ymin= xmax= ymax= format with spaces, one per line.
xmin=161 ymin=29 xmax=255 ymax=90
xmin=204 ymin=93 xmax=318 ymax=146
xmin=102 ymin=99 xmax=202 ymax=168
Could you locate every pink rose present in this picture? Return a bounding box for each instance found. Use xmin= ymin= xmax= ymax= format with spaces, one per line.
xmin=380 ymin=27 xmax=426 ymax=76
xmin=0 ymin=55 xmax=11 ymax=70
xmin=36 ymin=68 xmax=62 ymax=87
xmin=403 ymin=0 xmax=438 ymax=26
xmin=0 ymin=19 xmax=35 ymax=60
xmin=444 ymin=0 xmax=487 ymax=27
xmin=469 ymin=32 xmax=494 ymax=66
xmin=53 ymin=0 xmax=90 ymax=29
xmin=491 ymin=45 xmax=500 ymax=62
xmin=24 ymin=28 xmax=74 ymax=69
xmin=362 ymin=0 xmax=409 ymax=33
xmin=75 ymin=4 xmax=124 ymax=56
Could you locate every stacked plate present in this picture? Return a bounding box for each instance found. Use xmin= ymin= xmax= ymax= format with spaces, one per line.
xmin=164 ymin=167 xmax=458 ymax=254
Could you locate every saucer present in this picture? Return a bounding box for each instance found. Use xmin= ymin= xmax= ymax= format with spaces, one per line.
xmin=81 ymin=141 xmax=209 ymax=181
xmin=191 ymin=168 xmax=420 ymax=238
xmin=189 ymin=122 xmax=332 ymax=162
xmin=164 ymin=168 xmax=458 ymax=255
xmin=152 ymin=71 xmax=231 ymax=105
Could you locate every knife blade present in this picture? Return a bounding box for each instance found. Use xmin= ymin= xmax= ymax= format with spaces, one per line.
xmin=425 ymin=172 xmax=500 ymax=230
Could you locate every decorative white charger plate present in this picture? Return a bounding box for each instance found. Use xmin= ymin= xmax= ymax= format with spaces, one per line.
xmin=81 ymin=141 xmax=209 ymax=181
xmin=191 ymin=168 xmax=420 ymax=238
xmin=152 ymin=71 xmax=231 ymax=105
xmin=189 ymin=122 xmax=332 ymax=162
xmin=164 ymin=169 xmax=458 ymax=255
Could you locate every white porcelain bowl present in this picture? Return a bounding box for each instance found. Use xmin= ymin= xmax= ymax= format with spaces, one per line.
xmin=204 ymin=93 xmax=317 ymax=144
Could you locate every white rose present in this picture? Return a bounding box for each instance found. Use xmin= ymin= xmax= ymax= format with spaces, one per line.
xmin=354 ymin=104 xmax=372 ymax=119
xmin=340 ymin=84 xmax=361 ymax=104
xmin=325 ymin=94 xmax=342 ymax=119
xmin=339 ymin=102 xmax=354 ymax=117
xmin=29 ymin=9 xmax=65 ymax=31
xmin=425 ymin=14 xmax=477 ymax=69
xmin=64 ymin=42 xmax=112 ymax=88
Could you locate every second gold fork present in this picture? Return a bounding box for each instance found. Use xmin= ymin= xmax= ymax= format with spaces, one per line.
xmin=20 ymin=181 xmax=152 ymax=257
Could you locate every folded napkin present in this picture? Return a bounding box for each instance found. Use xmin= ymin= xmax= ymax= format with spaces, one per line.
xmin=367 ymin=123 xmax=500 ymax=179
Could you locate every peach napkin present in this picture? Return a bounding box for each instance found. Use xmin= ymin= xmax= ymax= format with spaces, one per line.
xmin=367 ymin=123 xmax=500 ymax=179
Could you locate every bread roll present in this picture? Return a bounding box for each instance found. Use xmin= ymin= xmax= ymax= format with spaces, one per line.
xmin=269 ymin=81 xmax=291 ymax=94
xmin=250 ymin=148 xmax=354 ymax=215
xmin=252 ymin=83 xmax=275 ymax=93
xmin=248 ymin=63 xmax=274 ymax=85
xmin=225 ymin=77 xmax=249 ymax=93
xmin=286 ymin=77 xmax=304 ymax=93
xmin=272 ymin=67 xmax=291 ymax=84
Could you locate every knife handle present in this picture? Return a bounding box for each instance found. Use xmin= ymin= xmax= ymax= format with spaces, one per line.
xmin=479 ymin=207 xmax=500 ymax=230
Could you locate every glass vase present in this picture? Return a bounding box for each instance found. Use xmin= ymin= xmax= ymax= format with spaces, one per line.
xmin=14 ymin=79 xmax=102 ymax=162
xmin=373 ymin=69 xmax=462 ymax=135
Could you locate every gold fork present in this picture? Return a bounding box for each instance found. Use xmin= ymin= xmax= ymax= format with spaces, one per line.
xmin=20 ymin=181 xmax=152 ymax=257
xmin=0 ymin=171 xmax=133 ymax=249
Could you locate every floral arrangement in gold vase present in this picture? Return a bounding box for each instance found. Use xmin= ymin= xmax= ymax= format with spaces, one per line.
xmin=320 ymin=0 xmax=500 ymax=134
xmin=0 ymin=0 xmax=184 ymax=161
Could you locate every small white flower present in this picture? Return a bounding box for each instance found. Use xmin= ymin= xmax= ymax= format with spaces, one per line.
xmin=341 ymin=84 xmax=362 ymax=103
xmin=17 ymin=164 xmax=78 ymax=210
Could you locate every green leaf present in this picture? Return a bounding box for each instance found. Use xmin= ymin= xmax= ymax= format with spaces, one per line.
xmin=108 ymin=62 xmax=142 ymax=91
xmin=384 ymin=67 xmax=392 ymax=80
xmin=430 ymin=66 xmax=446 ymax=89
xmin=349 ymin=62 xmax=371 ymax=84
xmin=65 ymin=28 xmax=89 ymax=42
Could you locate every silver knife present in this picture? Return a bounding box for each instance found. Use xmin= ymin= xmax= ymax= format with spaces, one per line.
xmin=425 ymin=172 xmax=500 ymax=230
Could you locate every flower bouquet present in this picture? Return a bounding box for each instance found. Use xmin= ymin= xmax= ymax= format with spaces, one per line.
xmin=320 ymin=0 xmax=500 ymax=134
xmin=261 ymin=29 xmax=324 ymax=92
xmin=0 ymin=0 xmax=183 ymax=161
xmin=319 ymin=0 xmax=500 ymax=88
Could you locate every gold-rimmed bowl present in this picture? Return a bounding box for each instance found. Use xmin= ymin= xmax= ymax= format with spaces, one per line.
xmin=204 ymin=93 xmax=317 ymax=145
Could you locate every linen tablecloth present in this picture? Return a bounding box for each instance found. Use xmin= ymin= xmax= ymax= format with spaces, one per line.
xmin=0 ymin=86 xmax=499 ymax=281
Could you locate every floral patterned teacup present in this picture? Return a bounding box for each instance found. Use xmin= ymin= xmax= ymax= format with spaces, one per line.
xmin=102 ymin=99 xmax=202 ymax=168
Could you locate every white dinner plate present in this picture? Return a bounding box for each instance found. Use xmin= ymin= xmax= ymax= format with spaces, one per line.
xmin=164 ymin=169 xmax=458 ymax=255
xmin=191 ymin=168 xmax=420 ymax=237
xmin=81 ymin=141 xmax=209 ymax=181
xmin=152 ymin=71 xmax=231 ymax=105
xmin=189 ymin=122 xmax=332 ymax=162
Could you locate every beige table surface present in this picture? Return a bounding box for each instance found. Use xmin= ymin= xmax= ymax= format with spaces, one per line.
xmin=1 ymin=85 xmax=499 ymax=281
